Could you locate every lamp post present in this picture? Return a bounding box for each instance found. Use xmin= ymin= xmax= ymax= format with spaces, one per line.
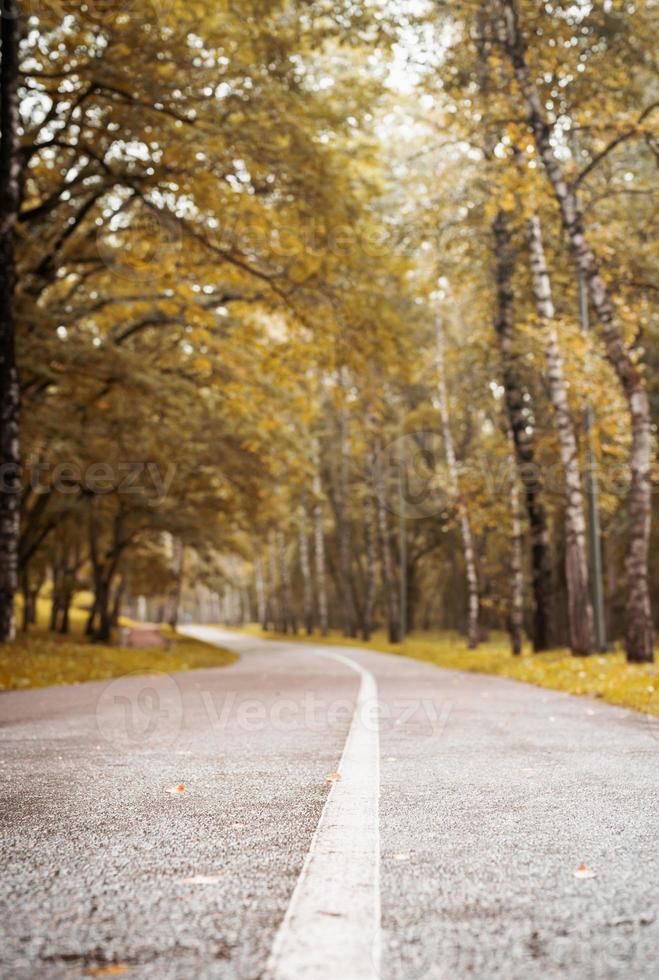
xmin=398 ymin=420 xmax=407 ymax=640
xmin=578 ymin=272 xmax=607 ymax=652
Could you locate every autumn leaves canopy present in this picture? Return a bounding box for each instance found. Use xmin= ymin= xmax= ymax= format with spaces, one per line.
xmin=0 ymin=1 xmax=655 ymax=660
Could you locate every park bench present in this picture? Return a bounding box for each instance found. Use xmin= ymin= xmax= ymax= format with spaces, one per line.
xmin=119 ymin=625 xmax=171 ymax=650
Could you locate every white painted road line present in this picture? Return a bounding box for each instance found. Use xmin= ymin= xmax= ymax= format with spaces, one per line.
xmin=178 ymin=629 xmax=383 ymax=979
xmin=265 ymin=648 xmax=381 ymax=980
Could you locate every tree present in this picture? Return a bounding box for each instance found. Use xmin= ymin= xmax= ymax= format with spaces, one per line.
xmin=497 ymin=0 xmax=654 ymax=660
xmin=0 ymin=0 xmax=22 ymax=641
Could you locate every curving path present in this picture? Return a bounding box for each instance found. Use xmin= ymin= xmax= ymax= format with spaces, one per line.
xmin=0 ymin=627 xmax=657 ymax=979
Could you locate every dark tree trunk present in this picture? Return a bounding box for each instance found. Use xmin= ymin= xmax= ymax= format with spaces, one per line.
xmin=85 ymin=597 xmax=98 ymax=636
xmin=88 ymin=503 xmax=127 ymax=642
xmin=167 ymin=539 xmax=184 ymax=628
xmin=94 ymin=580 xmax=112 ymax=643
xmin=508 ymin=441 xmax=525 ymax=656
xmin=278 ymin=531 xmax=297 ymax=635
xmin=49 ymin=595 xmax=60 ymax=632
xmin=405 ymin=559 xmax=419 ymax=636
xmin=267 ymin=531 xmax=281 ymax=632
xmin=111 ymin=576 xmax=125 ymax=629
xmin=59 ymin=590 xmax=72 ymax=635
xmin=493 ymin=210 xmax=554 ymax=651
xmin=0 ymin=2 xmax=22 ymax=642
xmin=374 ymin=443 xmax=401 ymax=644
xmin=20 ymin=572 xmax=29 ymax=632
xmin=27 ymin=579 xmax=40 ymax=624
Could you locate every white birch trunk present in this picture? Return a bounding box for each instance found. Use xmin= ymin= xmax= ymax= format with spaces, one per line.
xmin=436 ymin=318 xmax=480 ymax=649
xmin=312 ymin=439 xmax=329 ymax=636
xmin=527 ymin=214 xmax=595 ymax=655
xmin=298 ymin=504 xmax=314 ymax=634
xmin=374 ymin=441 xmax=401 ymax=643
xmin=362 ymin=493 xmax=377 ymax=641
xmin=501 ymin=0 xmax=653 ymax=662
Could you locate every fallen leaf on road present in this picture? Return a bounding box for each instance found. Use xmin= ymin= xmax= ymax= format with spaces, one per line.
xmin=324 ymin=772 xmax=342 ymax=783
xmin=84 ymin=966 xmax=127 ymax=977
xmin=574 ymin=863 xmax=597 ymax=880
xmin=166 ymin=783 xmax=186 ymax=795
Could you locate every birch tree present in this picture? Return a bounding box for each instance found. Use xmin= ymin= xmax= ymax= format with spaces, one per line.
xmin=527 ymin=213 xmax=595 ymax=655
xmin=498 ymin=0 xmax=654 ymax=662
xmin=311 ymin=440 xmax=329 ymax=636
xmin=435 ymin=317 xmax=480 ymax=649
xmin=0 ymin=0 xmax=22 ymax=641
xmin=493 ymin=210 xmax=554 ymax=651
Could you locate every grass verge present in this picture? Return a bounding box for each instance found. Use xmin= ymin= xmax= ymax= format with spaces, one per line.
xmin=239 ymin=625 xmax=659 ymax=718
xmin=0 ymin=598 xmax=237 ymax=691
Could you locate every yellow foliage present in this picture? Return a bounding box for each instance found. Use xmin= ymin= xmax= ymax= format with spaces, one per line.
xmin=242 ymin=627 xmax=659 ymax=719
xmin=0 ymin=630 xmax=237 ymax=691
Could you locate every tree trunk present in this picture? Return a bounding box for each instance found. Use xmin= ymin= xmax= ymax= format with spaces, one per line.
xmin=436 ymin=318 xmax=480 ymax=649
xmin=311 ymin=439 xmax=329 ymax=635
xmin=111 ymin=575 xmax=125 ymax=629
xmin=254 ymin=554 xmax=267 ymax=630
xmin=507 ymin=437 xmax=525 ymax=655
xmin=59 ymin=589 xmax=72 ymax=635
xmin=167 ymin=539 xmax=184 ymax=629
xmin=85 ymin=597 xmax=98 ymax=636
xmin=501 ymin=0 xmax=653 ymax=662
xmin=94 ymin=579 xmax=112 ymax=643
xmin=336 ymin=397 xmax=357 ymax=637
xmin=267 ymin=531 xmax=281 ymax=632
xmin=277 ymin=531 xmax=297 ymax=635
xmin=374 ymin=442 xmax=401 ymax=643
xmin=493 ymin=210 xmax=554 ymax=651
xmin=49 ymin=594 xmax=60 ymax=632
xmin=397 ymin=429 xmax=408 ymax=640
xmin=0 ymin=2 xmax=22 ymax=642
xmin=527 ymin=214 xmax=595 ymax=655
xmin=20 ymin=571 xmax=30 ymax=632
xmin=27 ymin=574 xmax=42 ymax=625
xmin=88 ymin=504 xmax=126 ymax=642
xmin=298 ymin=504 xmax=314 ymax=634
xmin=362 ymin=494 xmax=376 ymax=641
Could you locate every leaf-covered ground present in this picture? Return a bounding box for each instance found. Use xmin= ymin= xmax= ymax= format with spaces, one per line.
xmin=0 ymin=598 xmax=237 ymax=691
xmin=243 ymin=626 xmax=659 ymax=718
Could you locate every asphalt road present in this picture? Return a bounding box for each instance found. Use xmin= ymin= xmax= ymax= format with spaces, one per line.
xmin=1 ymin=628 xmax=657 ymax=980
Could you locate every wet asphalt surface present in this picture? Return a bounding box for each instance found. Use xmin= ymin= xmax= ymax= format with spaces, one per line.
xmin=0 ymin=628 xmax=657 ymax=979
